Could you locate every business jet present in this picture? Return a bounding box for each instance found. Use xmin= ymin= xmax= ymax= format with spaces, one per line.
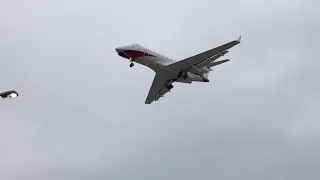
xmin=115 ymin=36 xmax=241 ymax=104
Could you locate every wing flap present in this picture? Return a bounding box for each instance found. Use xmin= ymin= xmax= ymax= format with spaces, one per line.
xmin=154 ymin=88 xmax=169 ymax=102
xmin=188 ymin=50 xmax=229 ymax=74
xmin=167 ymin=36 xmax=241 ymax=72
xmin=145 ymin=73 xmax=169 ymax=104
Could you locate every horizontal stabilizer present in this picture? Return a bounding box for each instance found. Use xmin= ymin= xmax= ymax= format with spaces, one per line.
xmin=208 ymin=59 xmax=230 ymax=67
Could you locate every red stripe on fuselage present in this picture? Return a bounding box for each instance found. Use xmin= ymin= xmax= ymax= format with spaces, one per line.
xmin=123 ymin=50 xmax=157 ymax=60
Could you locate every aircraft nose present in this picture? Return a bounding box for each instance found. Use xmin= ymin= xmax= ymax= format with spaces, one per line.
xmin=116 ymin=47 xmax=130 ymax=59
xmin=115 ymin=48 xmax=122 ymax=53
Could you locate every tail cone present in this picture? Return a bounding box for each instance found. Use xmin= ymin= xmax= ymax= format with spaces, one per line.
xmin=202 ymin=77 xmax=209 ymax=82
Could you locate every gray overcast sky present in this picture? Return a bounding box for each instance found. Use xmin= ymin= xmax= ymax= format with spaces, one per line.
xmin=0 ymin=0 xmax=319 ymax=179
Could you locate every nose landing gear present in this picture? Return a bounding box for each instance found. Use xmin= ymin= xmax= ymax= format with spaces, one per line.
xmin=129 ymin=58 xmax=134 ymax=67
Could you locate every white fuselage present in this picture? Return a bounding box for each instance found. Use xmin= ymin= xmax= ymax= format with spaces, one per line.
xmin=115 ymin=44 xmax=209 ymax=83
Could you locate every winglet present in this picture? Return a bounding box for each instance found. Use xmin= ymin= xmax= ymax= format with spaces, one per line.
xmin=237 ymin=36 xmax=241 ymax=43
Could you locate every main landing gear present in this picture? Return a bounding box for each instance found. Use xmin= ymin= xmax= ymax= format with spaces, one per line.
xmin=129 ymin=62 xmax=134 ymax=67
xmin=166 ymin=83 xmax=174 ymax=91
xmin=183 ymin=74 xmax=189 ymax=79
xmin=177 ymin=70 xmax=189 ymax=79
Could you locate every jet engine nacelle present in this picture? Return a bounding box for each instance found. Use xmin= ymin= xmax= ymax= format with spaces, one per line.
xmin=202 ymin=67 xmax=210 ymax=73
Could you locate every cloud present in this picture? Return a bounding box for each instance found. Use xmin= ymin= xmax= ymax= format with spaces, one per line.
xmin=0 ymin=0 xmax=319 ymax=179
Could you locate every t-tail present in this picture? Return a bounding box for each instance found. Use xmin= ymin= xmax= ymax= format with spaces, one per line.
xmin=207 ymin=59 xmax=230 ymax=68
xmin=202 ymin=59 xmax=230 ymax=82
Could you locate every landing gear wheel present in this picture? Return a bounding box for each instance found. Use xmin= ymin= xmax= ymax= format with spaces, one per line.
xmin=129 ymin=62 xmax=134 ymax=67
xmin=166 ymin=84 xmax=174 ymax=91
xmin=183 ymin=74 xmax=189 ymax=79
xmin=178 ymin=70 xmax=189 ymax=79
xmin=177 ymin=71 xmax=185 ymax=78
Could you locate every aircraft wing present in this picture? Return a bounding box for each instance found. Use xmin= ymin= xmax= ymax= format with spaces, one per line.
xmin=145 ymin=73 xmax=170 ymax=104
xmin=167 ymin=36 xmax=241 ymax=73
xmin=188 ymin=50 xmax=229 ymax=75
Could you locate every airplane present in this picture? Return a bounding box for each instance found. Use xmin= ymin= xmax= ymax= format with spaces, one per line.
xmin=0 ymin=90 xmax=19 ymax=99
xmin=115 ymin=36 xmax=241 ymax=104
